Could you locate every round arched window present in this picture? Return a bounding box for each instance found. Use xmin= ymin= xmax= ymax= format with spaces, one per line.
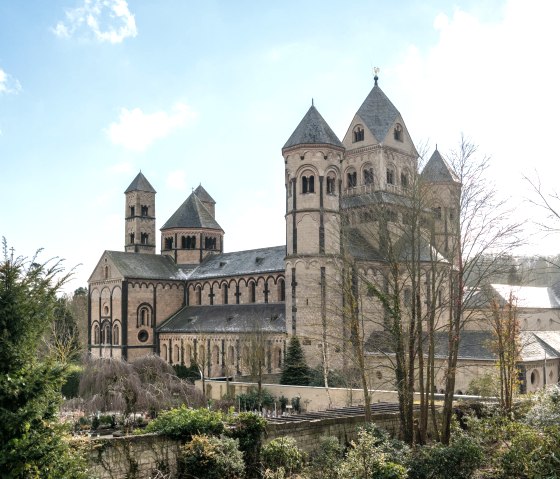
xmin=530 ymin=369 xmax=539 ymax=385
xmin=138 ymin=330 xmax=149 ymax=343
xmin=376 ymin=371 xmax=383 ymax=380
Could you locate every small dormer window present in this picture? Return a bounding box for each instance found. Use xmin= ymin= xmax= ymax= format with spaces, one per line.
xmin=394 ymin=123 xmax=403 ymax=142
xmin=353 ymin=125 xmax=364 ymax=142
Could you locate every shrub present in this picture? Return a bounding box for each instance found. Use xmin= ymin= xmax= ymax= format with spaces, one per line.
xmin=362 ymin=423 xmax=411 ymax=465
xmin=227 ymin=412 xmax=267 ymax=477
xmin=309 ymin=436 xmax=344 ymax=479
xmin=145 ymin=405 xmax=225 ymax=440
xmin=261 ymin=437 xmax=304 ymax=476
xmin=500 ymin=423 xmax=560 ymax=479
xmin=524 ymin=384 xmax=560 ymax=428
xmin=173 ymin=363 xmax=201 ymax=383
xmin=337 ymin=429 xmax=407 ymax=479
xmin=178 ymin=434 xmax=245 ymax=479
xmin=61 ymin=366 xmax=82 ymax=398
xmin=408 ymin=433 xmax=482 ymax=479
xmin=237 ymin=388 xmax=276 ymax=411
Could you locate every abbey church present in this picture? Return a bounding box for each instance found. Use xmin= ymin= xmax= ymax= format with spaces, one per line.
xmin=88 ymin=77 xmax=560 ymax=394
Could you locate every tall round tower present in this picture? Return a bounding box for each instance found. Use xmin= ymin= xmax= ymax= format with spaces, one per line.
xmin=282 ymin=102 xmax=345 ymax=364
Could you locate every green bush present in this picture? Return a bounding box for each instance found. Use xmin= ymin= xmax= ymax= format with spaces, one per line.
xmin=309 ymin=436 xmax=344 ymax=479
xmin=261 ymin=437 xmax=304 ymax=476
xmin=500 ymin=424 xmax=560 ymax=479
xmin=178 ymin=434 xmax=245 ymax=479
xmin=61 ymin=367 xmax=82 ymax=398
xmin=236 ymin=388 xmax=276 ymax=411
xmin=408 ymin=433 xmax=482 ymax=479
xmin=144 ymin=405 xmax=225 ymax=440
xmin=337 ymin=429 xmax=407 ymax=479
xmin=227 ymin=412 xmax=267 ymax=477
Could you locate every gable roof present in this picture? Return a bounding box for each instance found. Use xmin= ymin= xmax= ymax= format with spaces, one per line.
xmin=194 ymin=184 xmax=215 ymax=204
xmin=421 ymin=149 xmax=460 ymax=183
xmin=187 ymin=245 xmax=285 ymax=279
xmin=161 ymin=192 xmax=222 ymax=231
xmin=92 ymin=251 xmax=188 ymax=281
xmin=355 ymin=83 xmax=401 ymax=142
xmin=283 ymin=105 xmax=343 ymax=150
xmin=125 ymin=172 xmax=156 ymax=194
xmin=157 ymin=303 xmax=286 ymax=334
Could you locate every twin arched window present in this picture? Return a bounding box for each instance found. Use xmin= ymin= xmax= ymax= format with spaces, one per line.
xmin=353 ymin=125 xmax=364 ymax=142
xmin=302 ymin=175 xmax=315 ymax=193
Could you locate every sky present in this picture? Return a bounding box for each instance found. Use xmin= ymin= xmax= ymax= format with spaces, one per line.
xmin=1 ymin=0 xmax=560 ymax=292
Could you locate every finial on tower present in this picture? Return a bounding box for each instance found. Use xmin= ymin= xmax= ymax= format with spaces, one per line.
xmin=312 ymin=98 xmax=314 ymax=107
xmin=373 ymin=67 xmax=380 ymax=86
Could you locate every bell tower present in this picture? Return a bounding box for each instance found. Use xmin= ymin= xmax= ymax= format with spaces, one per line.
xmin=124 ymin=171 xmax=156 ymax=254
xmin=282 ymin=102 xmax=345 ymax=364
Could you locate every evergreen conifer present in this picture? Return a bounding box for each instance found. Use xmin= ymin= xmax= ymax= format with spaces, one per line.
xmin=280 ymin=336 xmax=310 ymax=385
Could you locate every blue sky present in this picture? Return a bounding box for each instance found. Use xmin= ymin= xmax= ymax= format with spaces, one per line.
xmin=1 ymin=0 xmax=559 ymax=292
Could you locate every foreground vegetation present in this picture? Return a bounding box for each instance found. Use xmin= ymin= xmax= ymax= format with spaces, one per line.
xmin=135 ymin=386 xmax=560 ymax=479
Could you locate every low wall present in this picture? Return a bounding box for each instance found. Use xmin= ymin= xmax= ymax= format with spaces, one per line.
xmin=88 ymin=433 xmax=180 ymax=479
xmin=85 ymin=408 xmax=402 ymax=477
xmin=199 ymin=380 xmax=401 ymax=411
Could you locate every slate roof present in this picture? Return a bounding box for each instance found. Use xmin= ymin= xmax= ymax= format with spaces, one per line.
xmin=283 ymin=105 xmax=343 ymax=150
xmin=366 ymin=329 xmax=560 ymax=362
xmin=355 ymin=83 xmax=401 ymax=142
xmin=421 ymin=149 xmax=460 ymax=183
xmin=194 ymin=185 xmax=215 ymax=204
xmin=186 ymin=246 xmax=285 ymax=280
xmin=467 ymin=284 xmax=560 ymax=310
xmin=341 ymin=190 xmax=411 ymax=209
xmin=157 ymin=303 xmax=286 ymax=334
xmin=125 ymin=172 xmax=156 ymax=194
xmin=98 ymin=251 xmax=188 ymax=281
xmin=161 ymin=192 xmax=223 ymax=231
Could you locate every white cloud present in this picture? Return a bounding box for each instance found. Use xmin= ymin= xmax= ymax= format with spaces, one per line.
xmin=0 ymin=68 xmax=21 ymax=95
xmin=166 ymin=170 xmax=187 ymax=190
xmin=53 ymin=0 xmax=137 ymax=44
xmin=106 ymin=102 xmax=197 ymax=152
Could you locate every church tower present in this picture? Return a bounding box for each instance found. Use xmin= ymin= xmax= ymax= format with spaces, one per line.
xmin=160 ymin=185 xmax=224 ymax=264
xmin=124 ymin=172 xmax=156 ymax=254
xmin=421 ymin=148 xmax=461 ymax=262
xmin=282 ymin=102 xmax=345 ymax=362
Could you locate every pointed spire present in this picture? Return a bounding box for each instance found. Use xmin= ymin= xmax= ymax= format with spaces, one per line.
xmin=283 ymin=104 xmax=343 ymax=150
xmin=194 ymin=184 xmax=215 ymax=204
xmin=161 ymin=192 xmax=222 ymax=230
xmin=421 ymin=149 xmax=460 ymax=183
xmin=125 ymin=171 xmax=156 ymax=194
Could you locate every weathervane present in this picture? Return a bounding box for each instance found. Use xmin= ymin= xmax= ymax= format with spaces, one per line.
xmin=373 ymin=67 xmax=380 ymax=86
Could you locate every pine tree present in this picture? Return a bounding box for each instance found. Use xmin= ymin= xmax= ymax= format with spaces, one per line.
xmin=0 ymin=241 xmax=87 ymax=477
xmin=280 ymin=336 xmax=310 ymax=385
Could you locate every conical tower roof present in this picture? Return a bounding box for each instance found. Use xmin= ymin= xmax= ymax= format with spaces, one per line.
xmin=194 ymin=184 xmax=215 ymax=204
xmin=124 ymin=171 xmax=156 ymax=193
xmin=356 ymin=82 xmax=401 ymax=142
xmin=161 ymin=192 xmax=222 ymax=231
xmin=283 ymin=104 xmax=343 ymax=150
xmin=421 ymin=149 xmax=460 ymax=183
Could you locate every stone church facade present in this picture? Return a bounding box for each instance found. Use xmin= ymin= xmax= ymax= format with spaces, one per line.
xmin=88 ymin=77 xmax=560 ymax=393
